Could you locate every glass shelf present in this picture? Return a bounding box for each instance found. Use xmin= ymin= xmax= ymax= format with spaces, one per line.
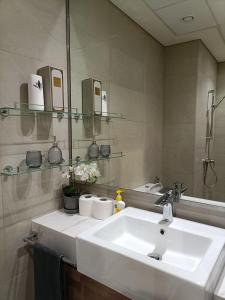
xmin=0 ymin=152 xmax=125 ymax=176
xmin=0 ymin=161 xmax=71 ymax=176
xmin=0 ymin=104 xmax=125 ymax=121
xmin=0 ymin=103 xmax=87 ymax=120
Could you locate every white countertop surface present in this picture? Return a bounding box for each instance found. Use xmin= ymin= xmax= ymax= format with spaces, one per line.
xmin=32 ymin=210 xmax=101 ymax=237
xmin=32 ymin=210 xmax=101 ymax=265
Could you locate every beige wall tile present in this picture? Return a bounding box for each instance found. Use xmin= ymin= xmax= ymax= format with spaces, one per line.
xmin=110 ymin=46 xmax=144 ymax=92
xmin=0 ymin=267 xmax=34 ymax=300
xmin=2 ymin=171 xmax=61 ymax=227
xmin=163 ymin=40 xmax=218 ymax=200
xmin=0 ymin=179 xmax=3 ymax=230
xmin=163 ymin=41 xmax=199 ymax=192
xmin=0 ymin=1 xmax=67 ymax=298
xmin=70 ymin=0 xmax=164 ymax=189
xmin=70 ymin=0 xmax=110 ymax=47
xmin=215 ymin=62 xmax=225 ymax=128
xmin=0 ymin=0 xmax=66 ymax=66
xmin=1 ymin=219 xmax=32 ymax=283
xmin=164 ymin=74 xmax=197 ymax=125
xmin=109 ymin=83 xmax=145 ymax=123
xmin=165 ymin=41 xmax=199 ymax=76
xmin=193 ymin=42 xmax=217 ymax=199
xmin=70 ymin=42 xmax=110 ymax=80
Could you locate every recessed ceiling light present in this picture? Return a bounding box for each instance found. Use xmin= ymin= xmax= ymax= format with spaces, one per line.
xmin=180 ymin=16 xmax=195 ymax=23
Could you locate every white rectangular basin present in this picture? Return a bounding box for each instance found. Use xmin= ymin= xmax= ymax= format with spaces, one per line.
xmin=77 ymin=207 xmax=225 ymax=300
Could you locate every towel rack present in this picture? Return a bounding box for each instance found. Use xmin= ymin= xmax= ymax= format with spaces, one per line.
xmin=23 ymin=231 xmax=76 ymax=268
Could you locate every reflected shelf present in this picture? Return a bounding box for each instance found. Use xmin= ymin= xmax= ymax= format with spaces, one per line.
xmin=93 ymin=111 xmax=125 ymax=121
xmin=0 ymin=152 xmax=125 ymax=176
xmin=78 ymin=152 xmax=125 ymax=164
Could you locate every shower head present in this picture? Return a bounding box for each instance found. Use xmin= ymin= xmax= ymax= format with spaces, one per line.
xmin=208 ymin=89 xmax=215 ymax=94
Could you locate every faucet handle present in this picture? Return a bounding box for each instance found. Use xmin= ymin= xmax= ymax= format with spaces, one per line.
xmin=173 ymin=182 xmax=187 ymax=193
xmin=154 ymin=190 xmax=172 ymax=207
xmin=165 ymin=190 xmax=172 ymax=200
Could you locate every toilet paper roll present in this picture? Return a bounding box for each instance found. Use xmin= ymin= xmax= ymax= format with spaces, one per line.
xmin=79 ymin=194 xmax=97 ymax=217
xmin=92 ymin=197 xmax=113 ymax=220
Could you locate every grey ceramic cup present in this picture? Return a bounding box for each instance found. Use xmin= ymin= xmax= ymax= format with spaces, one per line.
xmin=26 ymin=151 xmax=42 ymax=168
xmin=100 ymin=145 xmax=111 ymax=158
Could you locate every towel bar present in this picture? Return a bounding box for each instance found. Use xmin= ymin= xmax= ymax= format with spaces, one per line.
xmin=23 ymin=231 xmax=76 ymax=268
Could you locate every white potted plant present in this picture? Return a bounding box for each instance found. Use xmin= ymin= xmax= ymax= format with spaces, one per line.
xmin=62 ymin=161 xmax=101 ymax=213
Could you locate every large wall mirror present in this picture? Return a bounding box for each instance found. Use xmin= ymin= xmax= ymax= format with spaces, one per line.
xmin=69 ymin=0 xmax=225 ymax=205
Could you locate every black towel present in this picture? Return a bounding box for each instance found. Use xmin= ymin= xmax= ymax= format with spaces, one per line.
xmin=33 ymin=243 xmax=65 ymax=300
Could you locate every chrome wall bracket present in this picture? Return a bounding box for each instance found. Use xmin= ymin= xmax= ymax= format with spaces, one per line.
xmin=0 ymin=108 xmax=9 ymax=117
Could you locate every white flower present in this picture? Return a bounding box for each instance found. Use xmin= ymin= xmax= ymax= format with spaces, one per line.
xmin=62 ymin=172 xmax=70 ymax=179
xmin=81 ymin=173 xmax=89 ymax=181
xmin=73 ymin=162 xmax=101 ymax=182
xmin=69 ymin=166 xmax=74 ymax=172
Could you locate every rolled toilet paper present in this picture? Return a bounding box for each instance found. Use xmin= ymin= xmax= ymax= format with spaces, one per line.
xmin=79 ymin=194 xmax=97 ymax=217
xmin=92 ymin=197 xmax=113 ymax=220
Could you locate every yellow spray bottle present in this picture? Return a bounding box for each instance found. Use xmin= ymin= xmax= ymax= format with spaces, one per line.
xmin=114 ymin=188 xmax=125 ymax=213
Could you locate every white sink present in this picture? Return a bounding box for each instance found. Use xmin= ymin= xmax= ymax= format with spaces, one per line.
xmin=77 ymin=207 xmax=225 ymax=300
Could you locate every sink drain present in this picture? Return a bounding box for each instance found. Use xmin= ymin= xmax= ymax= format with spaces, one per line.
xmin=147 ymin=252 xmax=162 ymax=261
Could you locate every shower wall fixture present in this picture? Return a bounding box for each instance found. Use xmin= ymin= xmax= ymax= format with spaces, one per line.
xmin=203 ymin=90 xmax=225 ymax=188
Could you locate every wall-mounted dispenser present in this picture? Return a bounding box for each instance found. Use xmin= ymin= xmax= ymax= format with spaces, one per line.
xmin=37 ymin=66 xmax=64 ymax=112
xmin=28 ymin=74 xmax=44 ymax=111
xmin=82 ymin=78 xmax=102 ymax=116
xmin=101 ymin=90 xmax=108 ymax=117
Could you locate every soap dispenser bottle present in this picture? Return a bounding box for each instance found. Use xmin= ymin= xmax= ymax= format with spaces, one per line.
xmin=114 ymin=189 xmax=125 ymax=213
xmin=48 ymin=136 xmax=63 ymax=164
xmin=88 ymin=140 xmax=99 ymax=159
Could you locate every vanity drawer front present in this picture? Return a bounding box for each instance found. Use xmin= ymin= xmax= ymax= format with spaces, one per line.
xmin=64 ymin=264 xmax=130 ymax=300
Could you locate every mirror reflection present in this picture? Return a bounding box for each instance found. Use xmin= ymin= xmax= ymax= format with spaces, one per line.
xmin=70 ymin=0 xmax=225 ymax=204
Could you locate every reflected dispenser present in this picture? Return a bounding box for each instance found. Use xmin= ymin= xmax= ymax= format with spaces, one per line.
xmin=37 ymin=66 xmax=64 ymax=112
xmin=82 ymin=78 xmax=102 ymax=116
xmin=101 ymin=90 xmax=108 ymax=117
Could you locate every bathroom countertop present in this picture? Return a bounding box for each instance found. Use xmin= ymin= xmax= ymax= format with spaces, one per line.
xmin=32 ymin=210 xmax=101 ymax=235
xmin=32 ymin=210 xmax=101 ymax=265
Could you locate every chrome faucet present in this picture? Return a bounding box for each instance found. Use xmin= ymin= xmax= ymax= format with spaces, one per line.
xmin=172 ymin=182 xmax=187 ymax=203
xmin=154 ymin=182 xmax=187 ymax=224
xmin=155 ymin=191 xmax=173 ymax=223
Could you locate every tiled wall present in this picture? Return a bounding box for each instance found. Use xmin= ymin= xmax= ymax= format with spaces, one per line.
xmin=214 ymin=62 xmax=225 ymax=201
xmin=163 ymin=40 xmax=218 ymax=200
xmin=70 ymin=0 xmax=164 ymax=189
xmin=193 ymin=43 xmax=217 ymax=200
xmin=163 ymin=41 xmax=199 ymax=193
xmin=0 ymin=0 xmax=67 ymax=299
xmin=1 ymin=1 xmax=225 ymax=299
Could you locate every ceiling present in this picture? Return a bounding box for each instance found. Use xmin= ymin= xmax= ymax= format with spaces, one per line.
xmin=110 ymin=0 xmax=225 ymax=62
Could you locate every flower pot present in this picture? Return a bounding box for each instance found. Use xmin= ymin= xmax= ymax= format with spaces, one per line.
xmin=62 ymin=186 xmax=80 ymax=214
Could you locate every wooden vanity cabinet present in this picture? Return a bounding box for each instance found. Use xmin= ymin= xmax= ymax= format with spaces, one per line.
xmin=64 ymin=264 xmax=130 ymax=300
